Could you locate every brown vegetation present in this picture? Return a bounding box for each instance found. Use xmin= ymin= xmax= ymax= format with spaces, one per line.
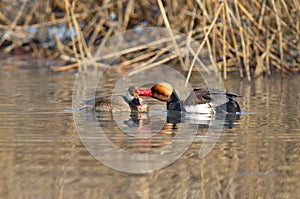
xmin=0 ymin=0 xmax=299 ymax=79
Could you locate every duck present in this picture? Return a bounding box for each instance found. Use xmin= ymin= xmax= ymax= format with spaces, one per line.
xmin=137 ymin=82 xmax=241 ymax=114
xmin=79 ymin=87 xmax=150 ymax=112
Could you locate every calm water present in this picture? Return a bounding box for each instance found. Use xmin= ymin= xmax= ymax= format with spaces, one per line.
xmin=0 ymin=68 xmax=299 ymax=198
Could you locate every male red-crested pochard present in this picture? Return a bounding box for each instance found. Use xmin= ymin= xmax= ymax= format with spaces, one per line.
xmin=79 ymin=87 xmax=149 ymax=112
xmin=137 ymin=82 xmax=241 ymax=114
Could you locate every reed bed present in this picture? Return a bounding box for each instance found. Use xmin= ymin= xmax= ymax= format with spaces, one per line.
xmin=0 ymin=0 xmax=299 ymax=79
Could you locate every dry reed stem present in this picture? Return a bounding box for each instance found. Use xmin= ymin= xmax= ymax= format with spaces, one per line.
xmin=225 ymin=0 xmax=242 ymax=77
xmin=281 ymin=0 xmax=293 ymax=25
xmin=0 ymin=0 xmax=28 ymax=47
xmin=186 ymin=8 xmax=211 ymax=74
xmin=51 ymin=63 xmax=78 ymax=72
xmin=258 ymin=0 xmax=267 ymax=28
xmin=236 ymin=1 xmax=266 ymax=33
xmin=157 ymin=0 xmax=186 ymax=71
xmin=205 ymin=40 xmax=218 ymax=75
xmin=185 ymin=2 xmax=224 ymax=88
xmin=245 ymin=32 xmax=251 ymax=81
xmin=114 ymin=50 xmax=157 ymax=69
xmin=271 ymin=0 xmax=284 ymax=70
xmin=70 ymin=1 xmax=85 ymax=61
xmin=234 ymin=0 xmax=247 ymax=79
xmin=222 ymin=1 xmax=227 ymax=79
xmin=123 ymin=0 xmax=134 ymax=30
xmin=185 ymin=8 xmax=196 ymax=69
xmin=127 ymin=53 xmax=178 ymax=76
xmin=64 ymin=0 xmax=79 ymax=66
xmin=64 ymin=0 xmax=98 ymax=70
xmin=119 ymin=48 xmax=168 ymax=71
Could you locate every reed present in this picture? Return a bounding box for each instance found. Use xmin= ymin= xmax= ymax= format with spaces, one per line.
xmin=0 ymin=0 xmax=299 ymax=78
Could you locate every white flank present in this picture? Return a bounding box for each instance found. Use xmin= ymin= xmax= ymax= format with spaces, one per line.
xmin=185 ymin=103 xmax=215 ymax=114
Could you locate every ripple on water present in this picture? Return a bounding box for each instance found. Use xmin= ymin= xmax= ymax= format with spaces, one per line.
xmin=0 ymin=69 xmax=300 ymax=198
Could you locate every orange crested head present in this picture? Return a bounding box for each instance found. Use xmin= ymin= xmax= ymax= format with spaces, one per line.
xmin=150 ymin=82 xmax=173 ymax=102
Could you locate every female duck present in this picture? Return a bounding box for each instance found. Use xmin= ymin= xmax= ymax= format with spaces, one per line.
xmin=137 ymin=82 xmax=241 ymax=114
xmin=79 ymin=87 xmax=149 ymax=112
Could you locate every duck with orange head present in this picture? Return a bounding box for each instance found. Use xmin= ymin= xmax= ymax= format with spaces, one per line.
xmin=137 ymin=82 xmax=241 ymax=114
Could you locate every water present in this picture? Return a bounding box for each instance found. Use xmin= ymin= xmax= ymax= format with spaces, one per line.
xmin=0 ymin=68 xmax=299 ymax=198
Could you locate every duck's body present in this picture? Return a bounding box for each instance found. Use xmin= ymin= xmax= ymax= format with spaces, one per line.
xmin=79 ymin=87 xmax=150 ymax=112
xmin=137 ymin=82 xmax=241 ymax=114
xmin=183 ymin=88 xmax=241 ymax=114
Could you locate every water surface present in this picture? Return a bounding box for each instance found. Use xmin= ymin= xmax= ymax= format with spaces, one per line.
xmin=0 ymin=68 xmax=299 ymax=198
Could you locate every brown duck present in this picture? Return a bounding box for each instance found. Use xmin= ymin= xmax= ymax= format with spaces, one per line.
xmin=79 ymin=87 xmax=149 ymax=112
